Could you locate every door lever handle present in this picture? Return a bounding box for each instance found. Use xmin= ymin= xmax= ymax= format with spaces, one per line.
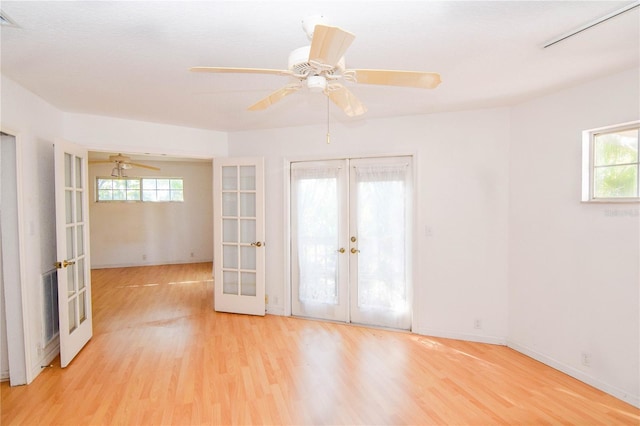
xmin=54 ymin=259 xmax=76 ymax=269
xmin=350 ymin=248 xmax=360 ymax=254
xmin=251 ymin=241 xmax=263 ymax=247
xmin=337 ymin=248 xmax=345 ymax=253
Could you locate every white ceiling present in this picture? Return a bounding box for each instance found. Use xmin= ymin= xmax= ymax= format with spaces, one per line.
xmin=1 ymin=1 xmax=638 ymax=132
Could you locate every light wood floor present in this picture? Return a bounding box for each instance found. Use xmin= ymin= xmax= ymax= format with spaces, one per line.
xmin=2 ymin=262 xmax=638 ymax=425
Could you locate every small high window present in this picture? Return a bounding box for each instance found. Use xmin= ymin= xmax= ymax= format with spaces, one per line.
xmin=583 ymin=122 xmax=639 ymax=202
xmin=142 ymin=178 xmax=184 ymax=202
xmin=96 ymin=177 xmax=184 ymax=202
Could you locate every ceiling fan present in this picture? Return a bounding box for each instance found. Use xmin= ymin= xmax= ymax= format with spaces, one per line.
xmin=190 ymin=16 xmax=441 ymax=117
xmin=89 ymin=153 xmax=160 ymax=177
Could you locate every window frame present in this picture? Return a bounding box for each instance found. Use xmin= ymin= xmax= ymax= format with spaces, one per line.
xmin=582 ymin=121 xmax=640 ymax=203
xmin=95 ymin=177 xmax=184 ymax=203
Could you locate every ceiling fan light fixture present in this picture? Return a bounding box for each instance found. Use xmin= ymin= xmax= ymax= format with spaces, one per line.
xmin=307 ymin=75 xmax=327 ymax=93
xmin=111 ymin=167 xmax=119 ymax=177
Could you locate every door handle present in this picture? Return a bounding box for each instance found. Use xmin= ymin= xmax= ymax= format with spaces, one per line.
xmin=337 ymin=248 xmax=345 ymax=253
xmin=350 ymin=248 xmax=360 ymax=254
xmin=251 ymin=241 xmax=263 ymax=247
xmin=54 ymin=259 xmax=76 ymax=269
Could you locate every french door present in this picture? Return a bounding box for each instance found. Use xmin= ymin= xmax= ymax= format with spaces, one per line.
xmin=54 ymin=140 xmax=92 ymax=367
xmin=213 ymin=157 xmax=265 ymax=316
xmin=291 ymin=156 xmax=412 ymax=330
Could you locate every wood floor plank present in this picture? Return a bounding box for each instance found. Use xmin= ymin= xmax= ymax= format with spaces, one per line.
xmin=1 ymin=262 xmax=638 ymax=425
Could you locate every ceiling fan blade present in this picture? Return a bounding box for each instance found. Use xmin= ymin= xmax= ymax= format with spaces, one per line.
xmin=326 ymin=84 xmax=367 ymax=117
xmin=88 ymin=160 xmax=113 ymax=164
xmin=352 ymin=69 xmax=441 ymax=89
xmin=308 ymin=25 xmax=355 ymax=67
xmin=129 ymin=162 xmax=160 ymax=171
xmin=190 ymin=67 xmax=290 ymax=76
xmin=248 ymin=85 xmax=301 ymax=111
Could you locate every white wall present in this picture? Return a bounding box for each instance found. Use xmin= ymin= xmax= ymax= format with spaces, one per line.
xmin=0 ymin=234 xmax=7 ymax=380
xmin=228 ymin=108 xmax=511 ymax=343
xmin=63 ymin=112 xmax=227 ymax=159
xmin=89 ymin=160 xmax=213 ymax=268
xmin=508 ymin=67 xmax=640 ymax=407
xmin=1 ymin=75 xmax=63 ymax=382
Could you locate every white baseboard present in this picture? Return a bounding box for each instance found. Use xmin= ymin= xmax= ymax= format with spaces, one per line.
xmin=29 ymin=341 xmax=59 ymax=384
xmin=508 ymin=340 xmax=640 ymax=409
xmin=1 ymin=369 xmax=9 ymax=382
xmin=412 ymin=326 xmax=507 ymax=346
xmin=266 ymin=305 xmax=285 ymax=316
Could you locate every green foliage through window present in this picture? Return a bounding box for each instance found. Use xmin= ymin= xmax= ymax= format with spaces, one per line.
xmin=592 ymin=126 xmax=639 ymax=199
xmin=96 ymin=178 xmax=184 ymax=202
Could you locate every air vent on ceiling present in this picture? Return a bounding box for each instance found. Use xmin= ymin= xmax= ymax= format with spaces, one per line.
xmin=0 ymin=10 xmax=19 ymax=28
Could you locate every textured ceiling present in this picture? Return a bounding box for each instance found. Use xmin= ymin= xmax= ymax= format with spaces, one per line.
xmin=1 ymin=1 xmax=638 ymax=132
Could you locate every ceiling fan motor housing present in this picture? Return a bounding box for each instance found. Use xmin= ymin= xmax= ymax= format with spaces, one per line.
xmin=288 ymin=45 xmax=346 ymax=78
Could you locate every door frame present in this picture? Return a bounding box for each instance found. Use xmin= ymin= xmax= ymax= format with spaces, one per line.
xmin=284 ymin=152 xmax=419 ymax=330
xmin=0 ymin=128 xmax=32 ymax=385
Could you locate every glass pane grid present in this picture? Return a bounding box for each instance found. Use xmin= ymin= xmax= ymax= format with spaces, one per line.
xmin=68 ymin=299 xmax=77 ymax=333
xmin=97 ymin=177 xmax=184 ymax=202
xmin=221 ymin=165 xmax=259 ymax=299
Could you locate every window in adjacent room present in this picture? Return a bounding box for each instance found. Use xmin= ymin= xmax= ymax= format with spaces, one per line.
xmin=142 ymin=178 xmax=184 ymax=202
xmin=96 ymin=178 xmax=141 ymax=201
xmin=96 ymin=177 xmax=184 ymax=202
xmin=582 ymin=122 xmax=639 ymax=201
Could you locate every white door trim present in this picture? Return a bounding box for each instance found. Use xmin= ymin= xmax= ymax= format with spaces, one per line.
xmin=0 ymin=129 xmax=33 ymax=385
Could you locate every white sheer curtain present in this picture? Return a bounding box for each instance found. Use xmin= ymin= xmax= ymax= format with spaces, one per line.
xmin=354 ymin=163 xmax=409 ymax=311
xmin=291 ymin=166 xmax=342 ymax=304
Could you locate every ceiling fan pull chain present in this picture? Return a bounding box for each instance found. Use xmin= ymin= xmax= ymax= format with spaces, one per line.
xmin=326 ymin=95 xmax=331 ymax=144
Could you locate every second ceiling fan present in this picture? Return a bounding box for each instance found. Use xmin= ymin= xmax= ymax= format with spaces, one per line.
xmin=190 ymin=16 xmax=441 ymax=117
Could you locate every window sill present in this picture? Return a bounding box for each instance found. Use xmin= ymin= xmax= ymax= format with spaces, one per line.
xmin=581 ymin=198 xmax=640 ymax=204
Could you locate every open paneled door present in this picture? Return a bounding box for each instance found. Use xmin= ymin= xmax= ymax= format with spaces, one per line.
xmin=213 ymin=157 xmax=265 ymax=316
xmin=54 ymin=140 xmax=92 ymax=367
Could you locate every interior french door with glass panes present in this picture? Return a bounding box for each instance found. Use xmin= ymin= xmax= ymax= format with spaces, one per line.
xmin=213 ymin=157 xmax=265 ymax=316
xmin=291 ymin=156 xmax=412 ymax=330
xmin=54 ymin=140 xmax=92 ymax=368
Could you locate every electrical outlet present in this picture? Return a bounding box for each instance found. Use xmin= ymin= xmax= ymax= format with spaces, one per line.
xmin=473 ymin=319 xmax=482 ymax=330
xmin=142 ymin=254 xmax=147 ymax=260
xmin=581 ymin=352 xmax=591 ymax=367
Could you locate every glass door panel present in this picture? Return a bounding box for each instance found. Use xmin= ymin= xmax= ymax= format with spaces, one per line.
xmin=54 ymin=140 xmax=93 ymax=367
xmin=291 ymin=160 xmax=349 ymax=322
xmin=349 ymin=157 xmax=412 ymax=329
